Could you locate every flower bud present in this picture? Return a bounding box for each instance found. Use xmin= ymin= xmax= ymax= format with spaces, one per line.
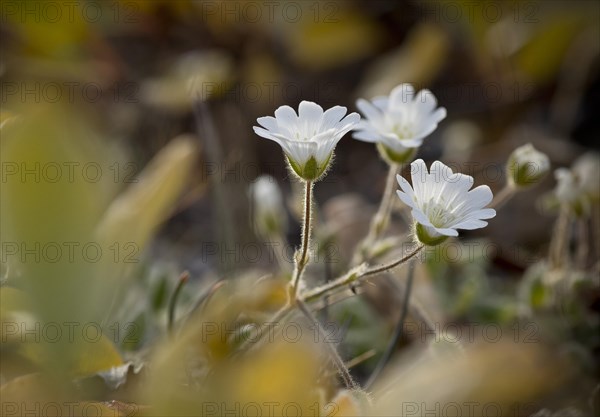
xmin=249 ymin=175 xmax=287 ymax=236
xmin=506 ymin=144 xmax=550 ymax=188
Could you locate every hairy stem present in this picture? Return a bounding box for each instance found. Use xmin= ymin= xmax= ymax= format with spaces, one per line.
xmin=297 ymin=299 xmax=358 ymax=390
xmin=292 ymin=181 xmax=313 ymax=295
xmin=303 ymin=245 xmax=424 ymax=303
xmin=365 ymin=259 xmax=416 ymax=388
xmin=549 ymin=204 xmax=572 ymax=269
xmin=353 ymin=164 xmax=400 ymax=264
xmin=576 ymin=218 xmax=589 ymax=269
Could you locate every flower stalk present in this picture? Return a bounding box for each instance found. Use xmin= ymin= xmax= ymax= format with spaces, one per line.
xmin=365 ymin=258 xmax=416 ymax=389
xmin=296 ymin=299 xmax=358 ymax=390
xmin=354 ymin=164 xmax=400 ymax=264
xmin=291 ymin=181 xmax=313 ymax=295
xmin=490 ymin=184 xmax=516 ymax=209
xmin=303 ymin=245 xmax=424 ymax=303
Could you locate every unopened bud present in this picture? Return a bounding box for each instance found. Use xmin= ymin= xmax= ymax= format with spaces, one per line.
xmin=506 ymin=144 xmax=550 ymax=188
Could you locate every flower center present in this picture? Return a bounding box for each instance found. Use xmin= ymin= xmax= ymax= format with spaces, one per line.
xmin=392 ymin=123 xmax=414 ymax=140
xmin=422 ymin=199 xmax=456 ymax=228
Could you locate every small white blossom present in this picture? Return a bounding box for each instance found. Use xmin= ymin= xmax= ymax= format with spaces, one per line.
xmin=249 ymin=175 xmax=287 ymax=236
xmin=554 ymin=168 xmax=580 ymax=204
xmin=507 ymin=143 xmax=550 ymax=188
xmin=353 ymin=84 xmax=446 ymax=163
xmin=573 ymin=152 xmax=600 ymax=199
xmin=554 ymin=152 xmax=600 ymax=214
xmin=254 ymin=101 xmax=359 ymax=181
xmin=396 ymin=159 xmax=496 ymax=245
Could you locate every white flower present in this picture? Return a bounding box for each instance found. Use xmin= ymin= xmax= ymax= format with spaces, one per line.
xmin=506 ymin=143 xmax=550 ymax=188
xmin=554 ymin=168 xmax=580 ymax=203
xmin=254 ymin=101 xmax=359 ymax=181
xmin=553 ymin=152 xmax=600 ymax=214
xmin=353 ymin=84 xmax=446 ymax=163
xmin=249 ymin=175 xmax=287 ymax=236
xmin=573 ymin=152 xmax=600 ymax=199
xmin=396 ymin=159 xmax=496 ymax=245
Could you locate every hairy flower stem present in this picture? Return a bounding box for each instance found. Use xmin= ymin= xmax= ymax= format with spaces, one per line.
xmin=291 ymin=181 xmax=313 ymax=295
xmin=549 ymin=204 xmax=572 ymax=269
xmin=490 ymin=185 xmax=516 ymax=209
xmin=353 ymin=164 xmax=399 ymax=264
xmin=296 ymin=300 xmax=359 ymax=390
xmin=303 ymin=245 xmax=424 ymax=303
xmin=576 ymin=218 xmax=589 ymax=269
xmin=365 ymin=258 xmax=416 ymax=389
xmin=238 ymin=246 xmax=424 ymax=355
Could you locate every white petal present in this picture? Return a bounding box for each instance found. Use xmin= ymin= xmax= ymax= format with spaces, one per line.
xmin=372 ymin=96 xmax=389 ymax=111
xmin=352 ymin=130 xmax=381 ymax=143
xmin=433 ymin=227 xmax=459 ymax=237
xmin=257 ymin=116 xmax=279 ymax=131
xmin=396 ymin=190 xmax=415 ymax=208
xmin=338 ymin=112 xmax=361 ymax=133
xmin=298 ymin=101 xmax=324 ymax=122
xmin=410 ymin=159 xmax=428 ymax=203
xmin=254 ymin=127 xmax=292 ymax=154
xmin=409 ymin=123 xmax=438 ymax=144
xmin=428 ymin=107 xmax=447 ymax=124
xmin=412 ymin=209 xmax=433 ymax=227
xmin=390 ymin=84 xmax=415 ymax=109
xmin=414 ymin=89 xmax=438 ymax=114
xmin=282 ymin=139 xmax=317 ymax=165
xmin=430 ymin=160 xmax=454 ymax=184
xmin=474 ymin=208 xmax=496 ymax=219
xmin=396 ymin=174 xmax=414 ymax=195
xmin=274 ymin=105 xmax=298 ymax=130
xmin=356 ymin=99 xmax=382 ymax=121
xmin=253 ymin=126 xmax=281 ymax=142
xmin=443 ymin=173 xmax=475 ymax=209
xmin=397 ymin=137 xmax=424 ymax=148
xmin=467 ymin=185 xmax=494 ymax=209
xmin=322 ymin=106 xmax=347 ymax=130
xmin=451 ymin=219 xmax=488 ymax=230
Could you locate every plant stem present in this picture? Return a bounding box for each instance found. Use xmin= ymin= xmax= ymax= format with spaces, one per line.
xmin=353 ymin=164 xmax=399 ymax=264
xmin=291 ymin=181 xmax=313 ymax=295
xmin=549 ymin=204 xmax=572 ymax=269
xmin=168 ymin=271 xmax=190 ymax=335
xmin=296 ymin=299 xmax=358 ymax=390
xmin=365 ymin=259 xmax=416 ymax=389
xmin=237 ymin=304 xmax=293 ymax=354
xmin=576 ymin=218 xmax=589 ymax=269
xmin=303 ymin=245 xmax=424 ymax=303
xmin=491 ymin=185 xmax=516 ymax=209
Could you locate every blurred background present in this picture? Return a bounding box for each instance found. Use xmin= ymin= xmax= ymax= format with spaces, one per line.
xmin=1 ymin=1 xmax=599 ymax=415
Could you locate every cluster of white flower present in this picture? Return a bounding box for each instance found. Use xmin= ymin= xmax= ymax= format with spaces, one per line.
xmin=254 ymin=84 xmax=496 ymax=245
xmin=253 ymin=83 xmax=501 ymax=246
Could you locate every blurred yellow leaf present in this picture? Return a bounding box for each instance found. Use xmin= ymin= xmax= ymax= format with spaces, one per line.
xmin=96 ymin=135 xmax=198 ymax=254
xmin=0 ymin=373 xmax=131 ymax=416
xmin=372 ymin=341 xmax=569 ymax=416
xmin=285 ymin=4 xmax=382 ymax=71
xmin=3 ymin=1 xmax=88 ymax=60
xmin=516 ymin=16 xmax=584 ymax=84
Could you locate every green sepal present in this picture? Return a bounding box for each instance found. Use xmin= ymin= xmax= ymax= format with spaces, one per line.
xmin=377 ymin=143 xmax=417 ymax=165
xmin=286 ymin=153 xmax=332 ymax=181
xmin=415 ymin=223 xmax=449 ymax=246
